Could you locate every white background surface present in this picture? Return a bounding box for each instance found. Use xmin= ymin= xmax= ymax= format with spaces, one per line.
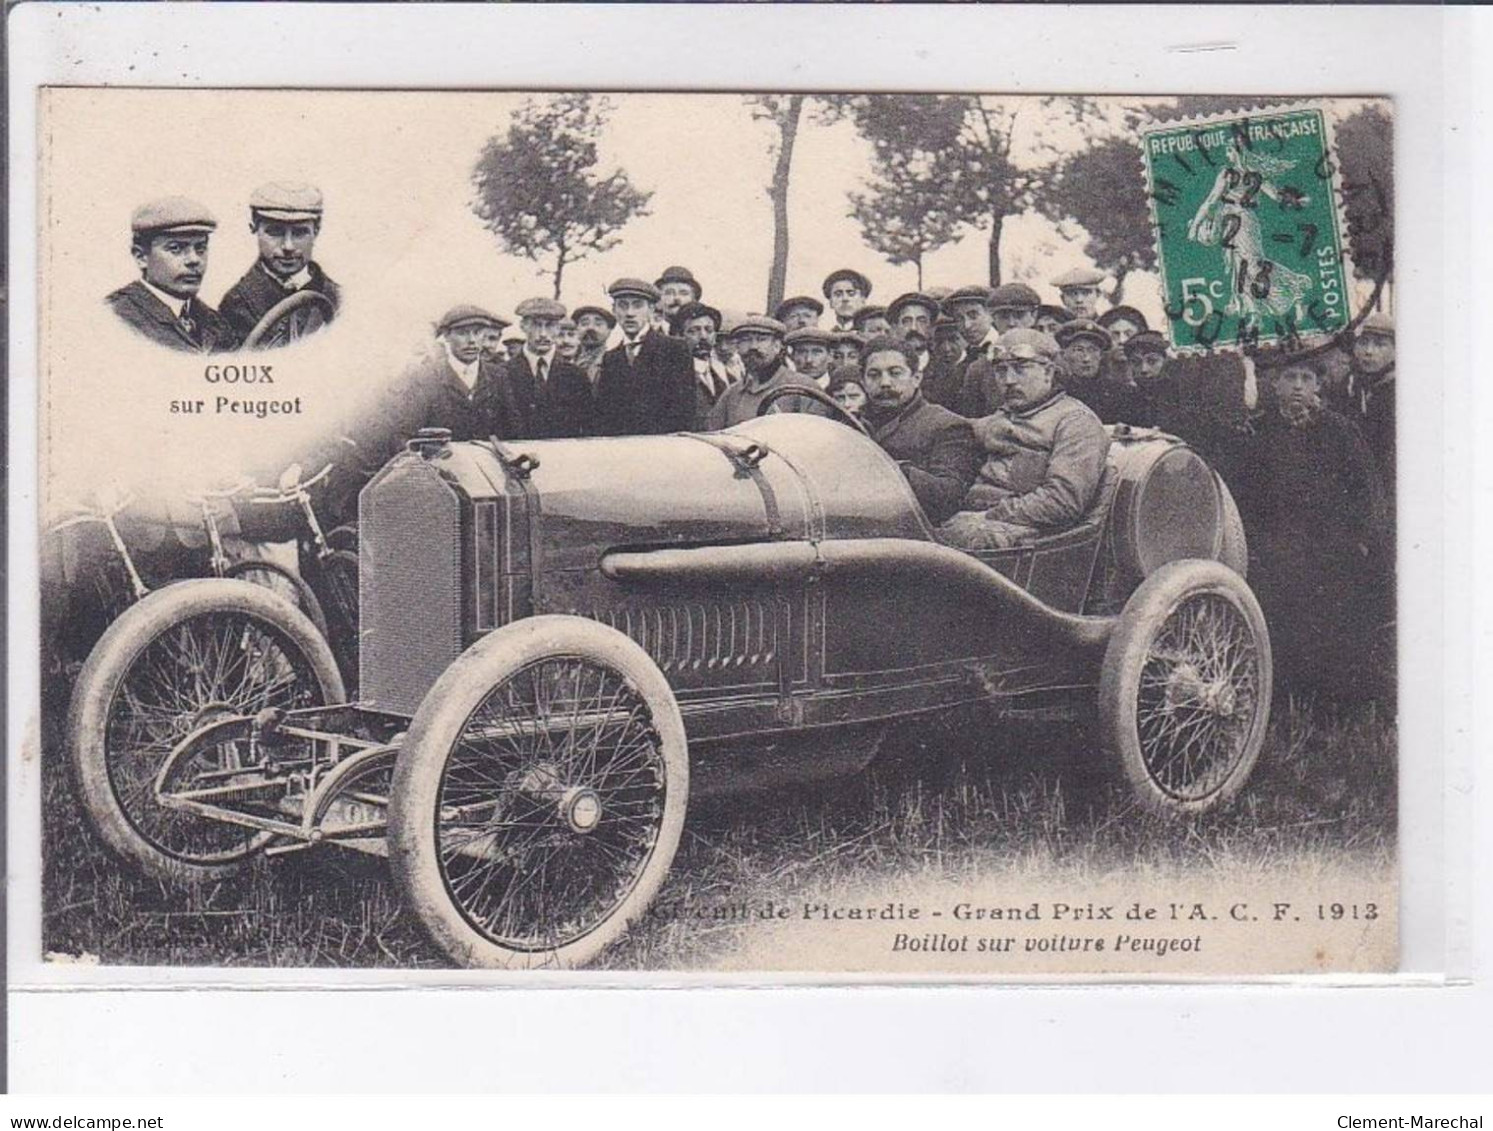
xmin=6 ymin=2 xmax=1486 ymax=1091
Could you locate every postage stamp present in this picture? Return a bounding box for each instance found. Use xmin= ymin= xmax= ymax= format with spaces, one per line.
xmin=1142 ymin=104 xmax=1352 ymax=353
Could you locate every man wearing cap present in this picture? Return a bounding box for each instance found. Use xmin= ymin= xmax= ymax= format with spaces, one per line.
xmin=571 ymin=305 xmax=616 ymax=388
xmin=939 ymin=329 xmax=1110 ymax=552
xmin=706 ymin=316 xmax=821 ymax=430
xmin=595 ymin=278 xmax=696 ymax=435
xmin=107 ymin=197 xmax=238 ymax=352
xmin=859 ymin=336 xmax=978 ymax=526
xmin=500 ymin=327 xmax=526 ymax=363
xmin=887 ymin=292 xmax=940 ymax=378
xmin=219 ymin=181 xmax=340 ymax=346
xmin=786 ymin=326 xmax=835 ymax=389
xmin=942 ymin=285 xmax=998 ymax=415
xmin=1347 ymin=312 xmax=1396 ymax=498
xmin=487 ymin=297 xmax=596 ymax=440
xmin=655 ymin=266 xmax=704 ymax=332
xmin=989 ymin=283 xmax=1041 ymax=335
xmin=773 ymin=296 xmax=825 ymax=333
xmin=1123 ymin=330 xmax=1181 ymax=431
xmin=1233 ymin=351 xmax=1391 ymax=700
xmin=355 ymin=304 xmax=509 ymax=466
xmin=1055 ymin=318 xmax=1144 ymax=425
xmin=1050 ymin=267 xmax=1107 ymax=319
xmin=676 ymin=301 xmax=736 ymax=429
xmin=923 ymin=317 xmax=967 ymax=410
xmin=823 ymin=269 xmax=872 ymax=332
xmin=852 ymin=305 xmax=893 ymax=338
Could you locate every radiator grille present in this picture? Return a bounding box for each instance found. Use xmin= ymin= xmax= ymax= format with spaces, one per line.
xmin=591 ymin=599 xmax=782 ymax=679
xmin=359 ymin=456 xmax=463 ymax=714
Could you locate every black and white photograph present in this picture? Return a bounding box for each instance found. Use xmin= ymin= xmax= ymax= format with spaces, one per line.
xmin=30 ymin=87 xmax=1399 ymax=977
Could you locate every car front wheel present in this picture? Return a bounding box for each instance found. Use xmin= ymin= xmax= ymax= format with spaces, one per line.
xmin=389 ymin=615 xmax=688 ymax=969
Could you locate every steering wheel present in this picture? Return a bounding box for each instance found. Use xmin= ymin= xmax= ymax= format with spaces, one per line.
xmin=243 ymin=290 xmax=336 ymax=350
xmin=753 ymin=382 xmax=873 ymax=439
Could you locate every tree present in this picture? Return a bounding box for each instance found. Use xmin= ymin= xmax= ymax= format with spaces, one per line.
xmin=1042 ymin=137 xmax=1156 ymax=301
xmin=839 ymin=95 xmax=1100 ymax=286
xmin=471 ymin=93 xmax=652 ymax=299
xmin=746 ymin=95 xmax=806 ymax=313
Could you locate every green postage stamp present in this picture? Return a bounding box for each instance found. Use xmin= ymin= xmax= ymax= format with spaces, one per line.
xmin=1142 ymin=104 xmax=1352 ymax=353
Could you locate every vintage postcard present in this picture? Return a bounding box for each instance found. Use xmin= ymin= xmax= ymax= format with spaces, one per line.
xmin=30 ymin=87 xmax=1398 ymax=979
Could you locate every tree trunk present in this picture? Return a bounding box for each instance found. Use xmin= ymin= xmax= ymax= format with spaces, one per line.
xmin=765 ymin=95 xmax=805 ymax=313
xmin=552 ymin=253 xmax=566 ymax=300
xmin=914 ymin=255 xmax=924 ymax=291
xmin=987 ymin=211 xmax=1004 ymax=287
xmin=1112 ymin=267 xmax=1128 ymax=305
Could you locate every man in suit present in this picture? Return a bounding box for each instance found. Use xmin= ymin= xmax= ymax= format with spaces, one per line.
xmin=941 ymin=285 xmax=997 ymax=415
xmin=387 ymin=304 xmax=510 ymax=446
xmin=675 ymin=301 xmax=737 ymax=429
xmin=786 ymin=326 xmax=835 ymax=389
xmin=490 ymin=297 xmax=596 ymax=439
xmin=860 ymin=335 xmax=978 ymax=525
xmin=218 ymin=181 xmax=340 ymax=347
xmin=594 ymin=278 xmax=697 ymax=435
xmin=106 ymin=197 xmax=238 ymax=353
xmin=823 ymin=268 xmax=873 ymax=331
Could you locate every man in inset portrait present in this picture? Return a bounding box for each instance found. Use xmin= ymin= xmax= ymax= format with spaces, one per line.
xmin=219 ymin=181 xmax=340 ymax=349
xmin=106 ymin=197 xmax=238 ymax=353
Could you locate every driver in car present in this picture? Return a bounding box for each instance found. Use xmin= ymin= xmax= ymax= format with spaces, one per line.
xmin=938 ymin=329 xmax=1110 ymax=551
xmin=860 ymin=337 xmax=978 ymax=526
xmin=219 ymin=181 xmax=341 ymax=346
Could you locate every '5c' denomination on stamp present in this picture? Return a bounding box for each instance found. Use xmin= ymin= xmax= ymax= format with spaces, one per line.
xmin=1142 ymin=104 xmax=1352 ymax=353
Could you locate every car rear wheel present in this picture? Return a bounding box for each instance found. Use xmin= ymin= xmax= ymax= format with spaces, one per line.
xmin=389 ymin=616 xmax=688 ymax=969
xmin=66 ymin=579 xmax=345 ymax=883
xmin=1098 ymin=559 xmax=1271 ymax=816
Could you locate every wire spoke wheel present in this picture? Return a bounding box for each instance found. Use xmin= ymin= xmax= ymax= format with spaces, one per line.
xmin=104 ymin=611 xmax=323 ymax=862
xmin=436 ymin=657 xmax=666 ymax=952
xmin=1100 ymin=560 xmax=1272 ymax=816
xmin=68 ymin=580 xmax=345 ymax=882
xmin=391 ymin=616 xmax=687 ymax=970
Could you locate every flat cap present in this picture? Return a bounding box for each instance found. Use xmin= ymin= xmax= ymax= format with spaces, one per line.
xmin=1098 ymin=305 xmax=1149 ymax=331
xmin=988 ymin=282 xmax=1042 ymax=311
xmin=830 ymin=329 xmax=865 ymax=346
xmin=850 ymin=304 xmax=889 ymax=330
xmin=997 ymin=328 xmax=1062 ymax=362
xmin=131 ymin=197 xmax=217 ymax=235
xmin=886 ymin=291 xmax=941 ymax=322
xmin=674 ymin=301 xmax=722 ymax=331
xmin=437 ymin=304 xmax=509 ymax=333
xmin=655 ymin=266 xmax=703 ymax=296
xmin=1358 ymin=311 xmax=1395 ymax=339
xmin=785 ymin=326 xmax=834 ymax=348
xmin=1052 ymin=266 xmax=1106 ymax=289
xmin=1036 ymin=304 xmax=1074 ymax=326
xmin=248 ymin=181 xmax=323 ymax=222
xmin=1123 ymin=330 xmax=1170 ymax=357
xmin=570 ymin=304 xmax=617 ymax=327
xmin=825 ymin=364 xmax=865 ymax=393
xmin=514 ymin=296 xmax=567 ymax=321
xmin=1055 ymin=318 xmax=1113 ymax=350
xmin=774 ymin=295 xmax=824 ymax=320
xmin=942 ymin=285 xmax=993 ymax=311
xmin=822 ymin=268 xmax=872 ymax=298
xmin=607 ymin=277 xmax=660 ymax=303
xmin=933 ymin=316 xmax=961 ymax=336
xmin=726 ymin=314 xmax=787 ymax=339
xmin=500 ymin=326 xmax=527 ymax=344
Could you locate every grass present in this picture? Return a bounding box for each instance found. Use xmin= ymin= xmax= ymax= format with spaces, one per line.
xmin=39 ymin=694 xmax=1397 ymax=971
